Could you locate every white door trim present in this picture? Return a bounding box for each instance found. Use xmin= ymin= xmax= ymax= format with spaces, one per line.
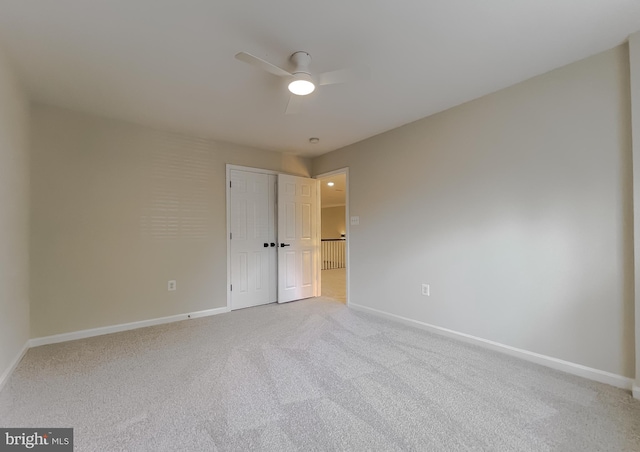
xmin=315 ymin=167 xmax=350 ymax=306
xmin=226 ymin=165 xmax=279 ymax=310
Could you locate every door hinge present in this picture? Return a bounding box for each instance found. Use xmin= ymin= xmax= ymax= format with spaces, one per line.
xmin=230 ymin=284 xmax=233 ymax=291
xmin=230 ymin=181 xmax=232 ymax=188
xmin=230 ymin=232 xmax=232 ymax=240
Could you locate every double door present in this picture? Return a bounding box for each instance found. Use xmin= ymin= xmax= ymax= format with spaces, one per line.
xmin=229 ymin=169 xmax=318 ymax=310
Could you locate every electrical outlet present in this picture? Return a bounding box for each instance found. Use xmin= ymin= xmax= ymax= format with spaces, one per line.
xmin=168 ymin=280 xmax=177 ymax=291
xmin=421 ymin=284 xmax=430 ymax=296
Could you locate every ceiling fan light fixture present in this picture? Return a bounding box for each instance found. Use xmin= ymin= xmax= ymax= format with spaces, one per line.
xmin=288 ymin=73 xmax=315 ymax=96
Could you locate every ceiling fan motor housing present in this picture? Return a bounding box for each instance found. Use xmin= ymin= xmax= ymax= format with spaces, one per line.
xmin=288 ymin=51 xmax=315 ymax=95
xmin=290 ymin=51 xmax=312 ymax=75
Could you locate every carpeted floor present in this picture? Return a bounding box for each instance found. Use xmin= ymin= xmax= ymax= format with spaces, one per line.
xmin=1 ymin=297 xmax=639 ymax=451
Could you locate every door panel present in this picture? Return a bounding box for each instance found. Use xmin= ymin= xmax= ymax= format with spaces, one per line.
xmin=302 ymin=203 xmax=311 ymax=238
xmin=238 ymin=252 xmax=248 ymax=292
xmin=278 ymin=174 xmax=319 ymax=303
xmin=230 ymin=170 xmax=277 ymax=310
xmin=285 ymin=202 xmax=296 ymax=240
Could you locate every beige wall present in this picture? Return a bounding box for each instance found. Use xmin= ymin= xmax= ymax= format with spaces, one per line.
xmin=629 ymin=32 xmax=640 ymax=393
xmin=0 ymin=46 xmax=30 ymax=379
xmin=321 ymin=206 xmax=346 ymax=239
xmin=313 ymin=45 xmax=634 ymax=378
xmin=30 ymin=105 xmax=310 ymax=337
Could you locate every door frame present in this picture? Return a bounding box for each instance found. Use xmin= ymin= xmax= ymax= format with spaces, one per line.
xmin=315 ymin=167 xmax=350 ymax=306
xmin=226 ymin=164 xmax=279 ymax=310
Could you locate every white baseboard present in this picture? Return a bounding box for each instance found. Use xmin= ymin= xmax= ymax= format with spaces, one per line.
xmin=349 ymin=303 xmax=634 ymax=391
xmin=0 ymin=341 xmax=30 ymax=393
xmin=30 ymin=306 xmax=230 ymax=348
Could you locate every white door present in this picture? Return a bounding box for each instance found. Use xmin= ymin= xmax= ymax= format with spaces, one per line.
xmin=277 ymin=174 xmax=319 ymax=303
xmin=229 ymin=170 xmax=277 ymax=310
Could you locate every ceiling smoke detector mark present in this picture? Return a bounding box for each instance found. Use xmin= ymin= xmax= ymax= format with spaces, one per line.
xmin=309 ymin=137 xmax=319 ymax=144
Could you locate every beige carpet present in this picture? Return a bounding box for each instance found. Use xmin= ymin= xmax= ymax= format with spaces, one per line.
xmin=321 ymin=268 xmax=346 ymax=303
xmin=1 ymin=297 xmax=639 ymax=451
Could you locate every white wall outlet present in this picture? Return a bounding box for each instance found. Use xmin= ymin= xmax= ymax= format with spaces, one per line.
xmin=350 ymin=216 xmax=360 ymax=225
xmin=421 ymin=284 xmax=430 ymax=296
xmin=168 ymin=280 xmax=177 ymax=291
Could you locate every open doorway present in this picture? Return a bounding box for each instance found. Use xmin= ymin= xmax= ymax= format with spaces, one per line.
xmin=317 ymin=170 xmax=348 ymax=304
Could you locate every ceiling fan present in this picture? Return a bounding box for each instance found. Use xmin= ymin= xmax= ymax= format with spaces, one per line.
xmin=235 ymin=50 xmax=367 ymax=114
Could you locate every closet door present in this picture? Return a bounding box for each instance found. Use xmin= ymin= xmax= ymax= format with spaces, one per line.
xmin=229 ymin=170 xmax=277 ymax=309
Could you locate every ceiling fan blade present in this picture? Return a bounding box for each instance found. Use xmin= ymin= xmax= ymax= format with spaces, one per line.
xmin=318 ymin=65 xmax=369 ymax=86
xmin=235 ymin=52 xmax=292 ymax=77
xmin=285 ymin=94 xmax=304 ymax=115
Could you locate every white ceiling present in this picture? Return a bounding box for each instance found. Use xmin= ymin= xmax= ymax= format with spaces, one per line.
xmin=319 ymin=174 xmax=346 ymax=208
xmin=0 ymin=1 xmax=639 ymax=158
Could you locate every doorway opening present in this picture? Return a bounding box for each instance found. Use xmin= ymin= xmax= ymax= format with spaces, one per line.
xmin=317 ymin=169 xmax=349 ymax=304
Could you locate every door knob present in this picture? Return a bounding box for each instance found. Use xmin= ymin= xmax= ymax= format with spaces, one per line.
xmin=280 ymin=243 xmax=291 ymax=247
xmin=263 ymin=243 xmax=269 ymax=247
xmin=270 ymin=243 xmax=276 ymax=247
